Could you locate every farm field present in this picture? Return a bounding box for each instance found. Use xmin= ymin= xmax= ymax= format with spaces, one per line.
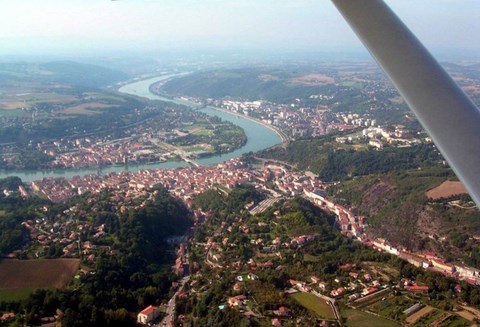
xmin=290 ymin=292 xmax=336 ymax=319
xmin=60 ymin=102 xmax=119 ymax=115
xmin=184 ymin=124 xmax=214 ymax=136
xmin=405 ymin=305 xmax=433 ymax=325
xmin=0 ymin=287 xmax=40 ymax=302
xmin=437 ymin=315 xmax=471 ymax=327
xmin=184 ymin=145 xmax=212 ymax=153
xmin=457 ymin=305 xmax=480 ymax=322
xmin=411 ymin=309 xmax=443 ymax=326
xmin=353 ymin=288 xmax=391 ymax=308
xmin=364 ymin=262 xmax=400 ymax=281
xmin=412 ymin=310 xmax=470 ymax=327
xmin=366 ymin=294 xmax=416 ymax=320
xmin=83 ymin=92 xmax=126 ymax=102
xmin=0 ymin=89 xmax=77 ymax=110
xmin=289 ymin=73 xmax=335 ymax=86
xmin=341 ymin=307 xmax=400 ymax=327
xmin=0 ymin=259 xmax=80 ymax=289
xmin=426 ymin=180 xmax=467 ymax=200
xmin=0 ymin=109 xmax=28 ymax=118
xmin=303 ymin=253 xmax=320 ymax=262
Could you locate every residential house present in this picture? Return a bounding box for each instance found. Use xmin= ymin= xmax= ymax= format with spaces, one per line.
xmin=137 ymin=305 xmax=159 ymax=325
xmin=228 ymin=295 xmax=247 ymax=307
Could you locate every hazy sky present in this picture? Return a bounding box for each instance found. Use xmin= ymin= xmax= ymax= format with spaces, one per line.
xmin=1 ymin=0 xmax=479 ymax=57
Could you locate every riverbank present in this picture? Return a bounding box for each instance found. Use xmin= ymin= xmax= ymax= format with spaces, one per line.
xmin=0 ymin=74 xmax=282 ymax=182
xmin=203 ymin=105 xmax=290 ymax=144
xmin=145 ymin=77 xmax=289 ymax=144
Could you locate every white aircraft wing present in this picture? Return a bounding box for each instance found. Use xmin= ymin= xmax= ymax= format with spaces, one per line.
xmin=331 ymin=0 xmax=480 ymax=206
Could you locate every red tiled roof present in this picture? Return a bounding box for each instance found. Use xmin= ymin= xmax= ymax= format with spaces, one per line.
xmin=405 ymin=285 xmax=429 ymax=291
xmin=139 ymin=305 xmax=157 ymax=315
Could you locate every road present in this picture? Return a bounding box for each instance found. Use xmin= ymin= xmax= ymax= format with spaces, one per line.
xmin=205 ymin=242 xmax=223 ymax=269
xmin=159 ymin=247 xmax=190 ymax=327
xmin=249 ymin=197 xmax=283 ymax=215
xmin=159 ymin=275 xmax=190 ymax=327
xmin=204 ymin=222 xmax=225 ymax=269
xmin=311 ymin=290 xmax=342 ymax=325
xmin=149 ymin=139 xmax=202 ymax=167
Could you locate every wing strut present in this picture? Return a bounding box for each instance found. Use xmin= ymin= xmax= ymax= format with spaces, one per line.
xmin=331 ymin=0 xmax=480 ymax=206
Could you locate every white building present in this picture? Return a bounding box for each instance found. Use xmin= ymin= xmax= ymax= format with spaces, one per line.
xmin=369 ymin=139 xmax=383 ymax=149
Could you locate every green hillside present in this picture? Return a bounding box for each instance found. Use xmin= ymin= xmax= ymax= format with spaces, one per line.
xmin=259 ymin=138 xmax=443 ymax=182
xmin=0 ymin=61 xmax=129 ymax=88
xmin=160 ymin=68 xmax=334 ymax=103
xmin=329 ymin=169 xmax=480 ymax=265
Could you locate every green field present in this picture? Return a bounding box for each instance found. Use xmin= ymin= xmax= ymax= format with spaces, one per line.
xmin=193 ymin=129 xmax=213 ymax=136
xmin=303 ymin=253 xmax=320 ymax=262
xmin=184 ymin=124 xmax=213 ymax=136
xmin=341 ymin=307 xmax=400 ymax=327
xmin=438 ymin=315 xmax=471 ymax=327
xmin=411 ymin=310 xmax=469 ymax=327
xmin=0 ymin=109 xmax=27 ymax=118
xmin=84 ymin=92 xmax=126 ymax=102
xmin=0 ymin=288 xmax=40 ymax=302
xmin=367 ymin=295 xmax=415 ymax=320
xmin=335 ymin=142 xmax=369 ymax=152
xmin=365 ymin=262 xmax=400 ymax=281
xmin=341 ymin=81 xmax=363 ymax=89
xmin=291 ymin=292 xmax=336 ymax=319
xmin=187 ymin=125 xmax=213 ymax=136
xmin=184 ymin=146 xmax=209 ymax=153
xmin=354 ymin=289 xmax=391 ymax=308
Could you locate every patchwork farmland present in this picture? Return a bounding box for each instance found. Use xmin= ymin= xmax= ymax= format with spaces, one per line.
xmin=0 ymin=259 xmax=80 ymax=289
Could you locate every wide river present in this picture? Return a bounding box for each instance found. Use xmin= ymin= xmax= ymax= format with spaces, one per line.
xmin=0 ymin=75 xmax=282 ymax=182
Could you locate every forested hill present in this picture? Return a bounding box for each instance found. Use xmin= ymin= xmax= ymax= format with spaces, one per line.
xmin=0 ymin=177 xmax=49 ymax=257
xmin=160 ymin=68 xmax=334 ymax=103
xmin=40 ymin=61 xmax=129 ymax=87
xmin=258 ymin=138 xmax=442 ymax=182
xmin=122 ymin=187 xmax=193 ymax=263
xmin=328 ymin=168 xmax=480 ymax=266
xmin=0 ymin=61 xmax=129 ymax=88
